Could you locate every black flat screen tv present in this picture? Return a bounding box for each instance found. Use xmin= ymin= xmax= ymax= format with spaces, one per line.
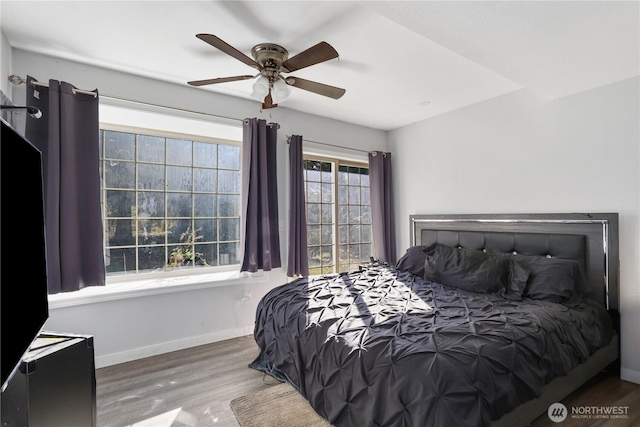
xmin=1 ymin=117 xmax=49 ymax=391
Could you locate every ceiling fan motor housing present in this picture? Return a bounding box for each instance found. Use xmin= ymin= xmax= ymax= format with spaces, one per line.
xmin=251 ymin=43 xmax=289 ymax=78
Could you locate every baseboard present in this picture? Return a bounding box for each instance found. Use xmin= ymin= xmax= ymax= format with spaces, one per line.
xmin=621 ymin=367 xmax=640 ymax=385
xmin=94 ymin=326 xmax=254 ymax=368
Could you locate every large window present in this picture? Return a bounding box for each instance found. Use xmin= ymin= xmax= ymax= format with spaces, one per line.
xmin=101 ymin=127 xmax=241 ymax=276
xmin=304 ymin=157 xmax=372 ymax=275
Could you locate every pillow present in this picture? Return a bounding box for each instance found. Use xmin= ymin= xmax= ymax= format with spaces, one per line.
xmin=510 ymin=254 xmax=589 ymax=303
xmin=423 ymin=243 xmax=529 ymax=299
xmin=396 ymin=245 xmax=430 ymax=277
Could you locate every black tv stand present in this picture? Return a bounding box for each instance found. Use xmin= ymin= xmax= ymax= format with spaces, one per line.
xmin=0 ymin=331 xmax=96 ymax=427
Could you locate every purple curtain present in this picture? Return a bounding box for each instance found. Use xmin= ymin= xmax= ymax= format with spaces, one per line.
xmin=241 ymin=118 xmax=281 ymax=272
xmin=287 ymin=135 xmax=309 ymax=277
xmin=25 ymin=76 xmax=105 ymax=294
xmin=368 ymin=151 xmax=397 ymax=265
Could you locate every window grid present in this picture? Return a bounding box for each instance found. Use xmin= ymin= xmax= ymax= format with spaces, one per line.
xmin=101 ymin=129 xmax=241 ymax=276
xmin=303 ymin=156 xmax=371 ymax=276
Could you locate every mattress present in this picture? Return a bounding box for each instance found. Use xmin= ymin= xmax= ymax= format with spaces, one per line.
xmin=251 ymin=264 xmax=615 ymax=427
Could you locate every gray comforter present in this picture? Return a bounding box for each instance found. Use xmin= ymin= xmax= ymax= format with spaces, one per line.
xmin=252 ymin=264 xmax=615 ymax=427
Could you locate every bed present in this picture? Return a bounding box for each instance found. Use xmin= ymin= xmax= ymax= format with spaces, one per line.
xmin=250 ymin=213 xmax=620 ymax=426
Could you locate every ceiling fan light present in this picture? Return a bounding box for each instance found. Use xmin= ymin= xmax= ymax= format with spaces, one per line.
xmin=271 ymin=78 xmax=291 ymax=104
xmin=251 ymin=76 xmax=270 ymax=101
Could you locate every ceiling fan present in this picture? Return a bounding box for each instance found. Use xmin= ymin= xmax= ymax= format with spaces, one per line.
xmin=188 ymin=34 xmax=346 ymax=109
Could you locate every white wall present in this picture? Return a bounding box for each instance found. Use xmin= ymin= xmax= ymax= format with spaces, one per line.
xmin=0 ymin=30 xmax=11 ymax=98
xmin=388 ymin=77 xmax=640 ymax=384
xmin=7 ymin=49 xmax=387 ymax=367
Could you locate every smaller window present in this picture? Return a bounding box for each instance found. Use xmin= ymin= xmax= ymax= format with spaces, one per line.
xmin=304 ymin=156 xmax=372 ymax=275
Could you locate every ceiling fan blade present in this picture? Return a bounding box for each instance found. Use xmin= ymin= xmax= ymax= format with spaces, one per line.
xmin=196 ymin=34 xmax=261 ymax=70
xmin=281 ymin=41 xmax=339 ymax=73
xmin=285 ymin=77 xmax=345 ymax=99
xmin=188 ymin=75 xmax=255 ymax=87
xmin=262 ymin=91 xmax=277 ymax=109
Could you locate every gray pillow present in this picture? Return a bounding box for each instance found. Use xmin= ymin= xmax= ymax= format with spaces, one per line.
xmin=423 ymin=243 xmax=529 ymax=299
xmin=509 ymin=254 xmax=589 ymax=303
xmin=396 ymin=245 xmax=430 ymax=277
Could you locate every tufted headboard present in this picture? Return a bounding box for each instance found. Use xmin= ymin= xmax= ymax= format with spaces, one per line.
xmin=410 ymin=213 xmax=619 ymax=311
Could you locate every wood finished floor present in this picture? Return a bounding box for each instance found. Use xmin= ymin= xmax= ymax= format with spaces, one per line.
xmin=96 ymin=336 xmax=640 ymax=427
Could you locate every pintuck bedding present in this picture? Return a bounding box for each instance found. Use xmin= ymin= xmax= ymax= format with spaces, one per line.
xmin=251 ymin=258 xmax=615 ymax=427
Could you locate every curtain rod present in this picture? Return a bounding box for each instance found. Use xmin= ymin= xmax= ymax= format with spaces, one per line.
xmin=286 ymin=134 xmax=384 ymax=155
xmin=9 ymin=74 xmax=97 ymax=97
xmin=8 ymin=74 xmax=255 ymax=126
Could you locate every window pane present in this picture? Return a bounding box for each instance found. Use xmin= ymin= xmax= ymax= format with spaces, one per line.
xmin=194 ymin=142 xmax=217 ymax=168
xmin=194 ymin=194 xmax=216 ymax=217
xmin=167 ymin=244 xmax=193 ymax=268
xmin=361 ymin=225 xmax=372 ymax=243
xmin=338 ymin=185 xmax=348 ymax=204
xmin=137 ymin=219 xmax=165 ymax=245
xmin=321 ymin=183 xmax=333 ymax=203
xmin=196 ymin=243 xmax=217 ymax=266
xmin=338 ymin=245 xmax=349 ymax=264
xmin=308 ymin=203 xmax=321 ymax=224
xmin=321 ymin=204 xmax=333 ymax=224
xmin=105 ymin=161 xmax=135 ymax=189
xmin=338 ymin=205 xmax=348 ymax=224
xmin=167 ymin=166 xmax=192 ymax=191
xmin=348 ymin=167 xmax=360 ymax=185
xmin=194 ymin=219 xmax=216 ymax=242
xmin=106 ymin=219 xmax=135 ymax=246
xmin=167 ymin=193 xmax=192 ymax=217
xmin=307 ymin=181 xmax=321 ymax=203
xmin=308 ymin=247 xmax=321 ymax=267
xmin=307 ymin=225 xmax=320 ymax=246
xmin=219 ymin=242 xmax=239 ymax=265
xmin=194 ymin=168 xmax=216 ymax=192
xmin=167 ymin=138 xmax=192 ymax=166
xmin=106 ymin=247 xmax=136 ymax=275
xmin=218 ymin=170 xmax=240 ymax=193
xmin=360 ymin=170 xmax=369 ymax=186
xmin=104 ymin=131 xmax=135 ymax=160
xmin=321 ymin=162 xmax=332 ymax=183
xmin=137 ymin=134 xmax=165 ymax=163
xmin=105 ymin=190 xmax=134 ymax=218
xmin=138 ymin=192 xmax=164 ymax=217
xmin=219 ymin=194 xmax=239 ymax=217
xmin=219 ymin=218 xmax=239 ymax=241
xmin=306 ymin=161 xmax=321 ymax=182
xmin=361 ymin=206 xmax=372 ymax=224
xmin=218 ymin=144 xmax=240 ymax=170
xmin=167 ymin=219 xmax=192 ymax=244
xmin=338 ymin=165 xmax=348 ymax=184
xmin=361 ymin=244 xmax=372 ymax=260
xmin=361 ymin=186 xmax=370 ymax=204
xmin=349 ymin=206 xmax=361 ymax=223
xmin=349 ymin=225 xmax=360 ymax=242
xmin=321 ymin=246 xmax=333 ymax=266
xmin=349 ymin=244 xmax=360 ymax=263
xmin=321 ymin=225 xmax=333 ymax=245
xmin=138 ymin=246 xmax=165 ymax=271
xmin=338 ymin=225 xmax=348 ymax=244
xmin=137 ymin=164 xmax=164 ymax=190
xmin=348 ymin=185 xmax=360 ymax=204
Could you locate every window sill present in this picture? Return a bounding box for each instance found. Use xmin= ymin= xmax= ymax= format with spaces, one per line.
xmin=47 ymin=269 xmax=268 ymax=309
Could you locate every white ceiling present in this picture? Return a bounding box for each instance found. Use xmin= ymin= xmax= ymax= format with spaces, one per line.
xmin=1 ymin=1 xmax=638 ymax=131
